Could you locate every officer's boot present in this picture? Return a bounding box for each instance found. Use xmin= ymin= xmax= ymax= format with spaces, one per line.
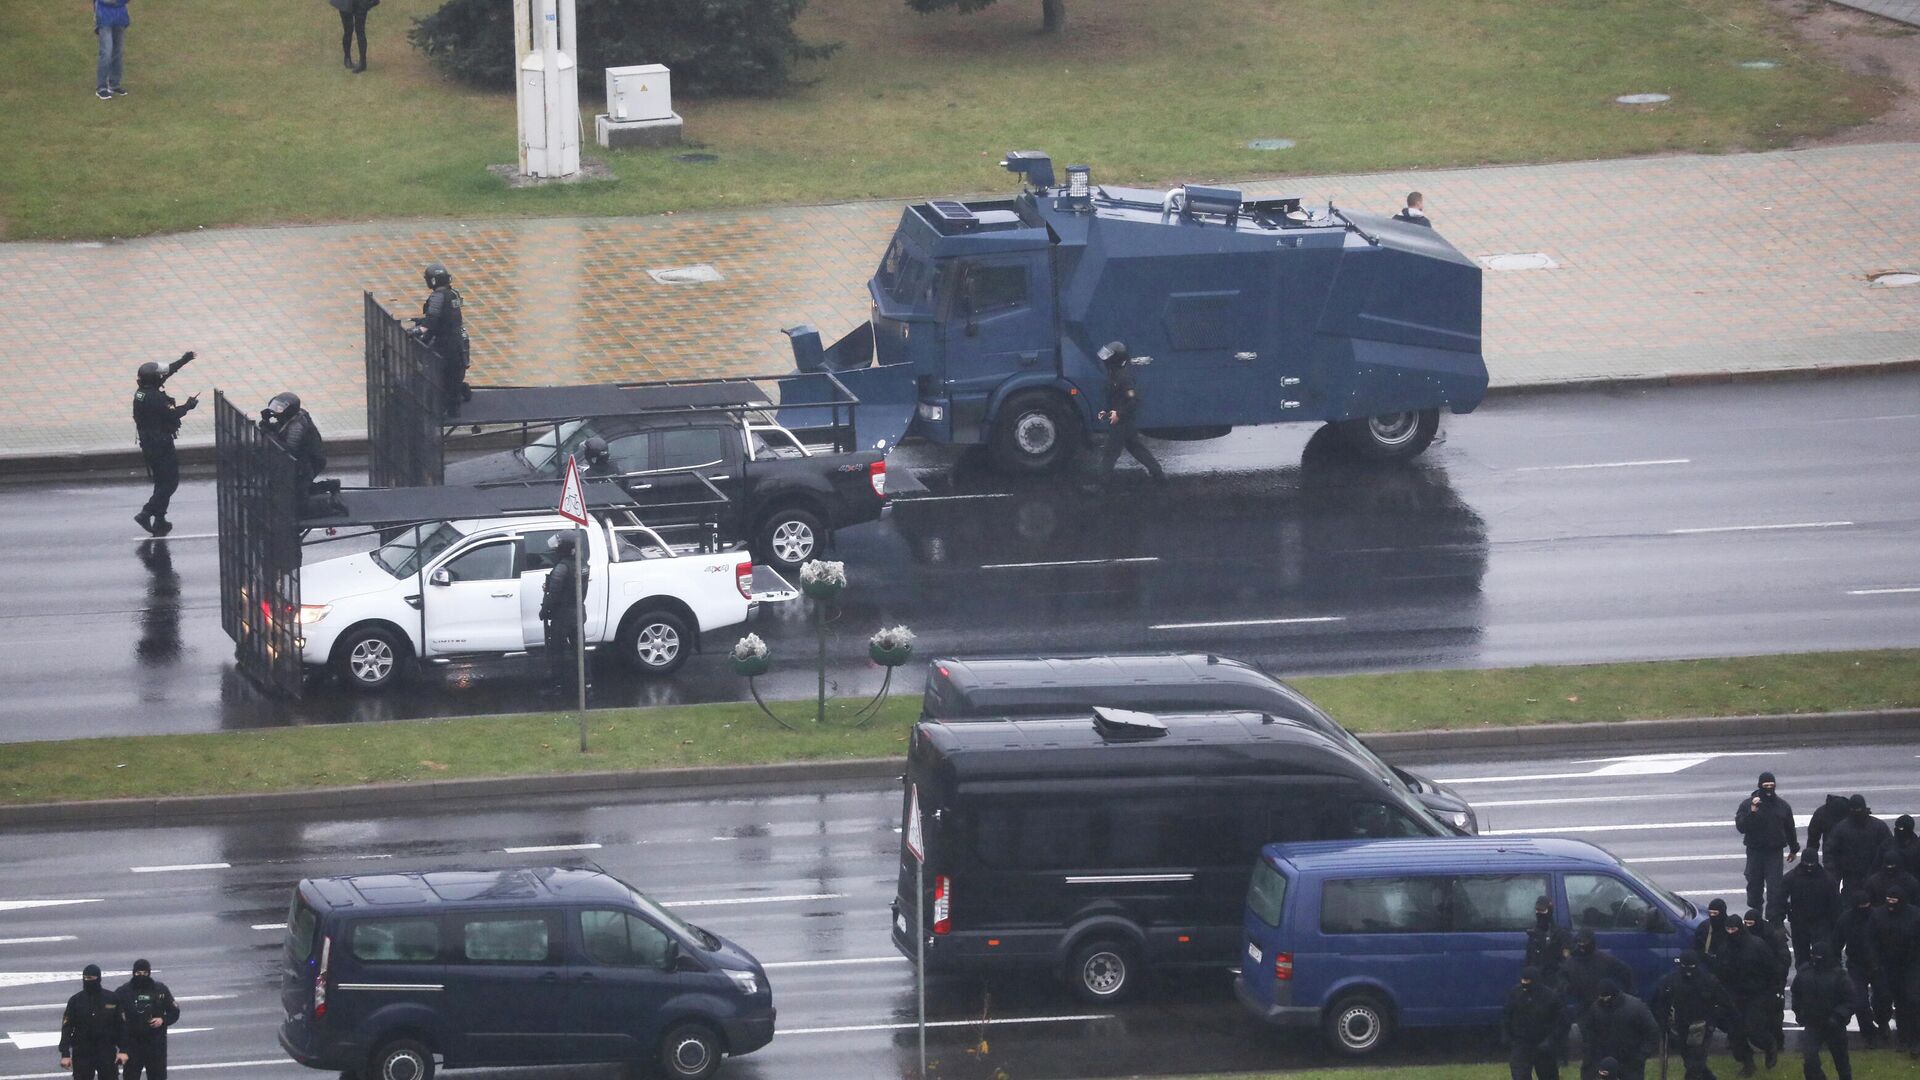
xmin=134 ymin=510 xmax=154 ymax=534
xmin=152 ymin=515 xmax=173 ymax=537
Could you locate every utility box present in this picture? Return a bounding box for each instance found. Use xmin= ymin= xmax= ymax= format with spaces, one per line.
xmin=596 ymin=63 xmax=683 ymax=148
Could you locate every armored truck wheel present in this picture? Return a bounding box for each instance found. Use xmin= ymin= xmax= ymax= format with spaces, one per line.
xmin=1334 ymin=408 xmax=1439 ymax=461
xmin=990 ymin=391 xmax=1080 ymax=473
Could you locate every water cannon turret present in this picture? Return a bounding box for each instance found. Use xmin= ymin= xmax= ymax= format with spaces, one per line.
xmin=1000 ymin=151 xmax=1055 ymax=192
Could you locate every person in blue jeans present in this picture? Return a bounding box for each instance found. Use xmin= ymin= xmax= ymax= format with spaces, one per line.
xmin=93 ymin=0 xmax=131 ymax=100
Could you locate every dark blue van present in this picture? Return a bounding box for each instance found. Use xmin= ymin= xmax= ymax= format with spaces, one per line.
xmin=278 ymin=867 xmax=774 ymax=1080
xmin=1234 ymin=838 xmax=1701 ymax=1056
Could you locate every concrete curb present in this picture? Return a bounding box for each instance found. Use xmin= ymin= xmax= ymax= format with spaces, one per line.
xmin=3 ymin=709 xmax=1913 ymax=830
xmin=5 ymin=361 xmax=1918 ymax=481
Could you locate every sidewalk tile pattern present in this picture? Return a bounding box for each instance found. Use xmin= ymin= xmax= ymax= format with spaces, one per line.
xmin=1830 ymin=1 xmax=1920 ymax=29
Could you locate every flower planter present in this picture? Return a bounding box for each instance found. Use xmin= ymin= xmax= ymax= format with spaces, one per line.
xmin=731 ymin=654 xmax=772 ymax=678
xmin=870 ymin=642 xmax=913 ymax=667
xmin=801 ymin=579 xmax=845 ymax=601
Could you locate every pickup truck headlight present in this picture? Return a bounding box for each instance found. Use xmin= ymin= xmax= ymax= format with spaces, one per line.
xmin=298 ymin=604 xmax=333 ymax=625
xmin=724 ymin=969 xmax=760 ymax=995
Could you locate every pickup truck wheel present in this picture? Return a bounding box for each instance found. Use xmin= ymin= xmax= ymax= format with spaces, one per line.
xmin=333 ymin=627 xmax=406 ymax=692
xmin=620 ymin=610 xmax=689 ymax=677
xmin=757 ymin=507 xmax=823 ymax=574
xmin=990 ymin=391 xmax=1079 ymax=473
xmin=1335 ymin=408 xmax=1439 ymax=461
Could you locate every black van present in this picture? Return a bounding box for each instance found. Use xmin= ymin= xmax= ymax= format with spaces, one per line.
xmin=278 ymin=867 xmax=773 ymax=1080
xmin=890 ymin=707 xmax=1450 ymax=1004
xmin=923 ymin=653 xmax=1478 ymax=833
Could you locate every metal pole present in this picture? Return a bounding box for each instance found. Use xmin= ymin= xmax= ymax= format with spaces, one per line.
xmin=916 ymin=858 xmax=926 ymax=1078
xmin=575 ymin=523 xmax=588 ymax=752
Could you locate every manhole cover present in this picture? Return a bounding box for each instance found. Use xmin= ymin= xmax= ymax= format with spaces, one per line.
xmin=673 ymin=152 xmax=719 ymax=164
xmin=1615 ymin=93 xmax=1671 ymax=105
xmin=1869 ymin=271 xmax=1920 ymax=289
xmin=1480 ymin=252 xmax=1559 ymax=272
xmin=1739 ymin=60 xmax=1778 ymax=70
xmin=1245 ymin=138 xmax=1296 ymax=151
xmin=648 ymin=264 xmax=725 ymax=285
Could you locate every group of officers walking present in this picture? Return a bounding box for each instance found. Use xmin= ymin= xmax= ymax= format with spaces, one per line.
xmin=57 ymin=961 xmax=178 ymax=1080
xmin=1505 ymin=772 xmax=1920 ymax=1080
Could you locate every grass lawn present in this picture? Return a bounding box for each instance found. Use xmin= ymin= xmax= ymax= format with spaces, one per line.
xmin=0 ymin=0 xmax=1890 ymax=239
xmin=0 ymin=649 xmax=1914 ymax=805
xmin=1170 ymin=1050 xmax=1919 ymax=1080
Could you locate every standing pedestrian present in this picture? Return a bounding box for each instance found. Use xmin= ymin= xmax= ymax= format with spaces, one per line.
xmin=411 ymin=261 xmax=471 ymax=411
xmin=1741 ymin=908 xmax=1789 ymax=1060
xmin=1393 ymin=191 xmax=1431 ymax=227
xmin=1791 ymin=940 xmax=1854 ymax=1080
xmin=1783 ymin=854 xmax=1841 ymax=967
xmin=1807 ymin=793 xmax=1850 ymax=864
xmin=1834 ymin=888 xmax=1889 ymax=1048
xmin=1827 ymin=794 xmax=1892 ymax=896
xmin=132 ymin=351 xmax=198 ymax=537
xmin=1504 ymin=966 xmax=1567 ymax=1080
xmin=1650 ymin=951 xmax=1736 ymax=1080
xmin=1706 ymin=915 xmax=1770 ymax=1075
xmin=538 ymin=532 xmax=587 ymax=696
xmin=1885 ymin=815 xmax=1920 ymax=878
xmin=1084 ymin=341 xmax=1165 ymax=489
xmin=1868 ymin=884 xmax=1920 ymax=1056
xmin=1527 ymin=895 xmax=1574 ymax=988
xmin=329 ymin=0 xmax=378 ymax=72
xmin=92 ymin=0 xmax=131 ymax=100
xmin=1734 ymin=771 xmax=1798 ymax=923
xmin=114 ymin=959 xmax=177 ymax=1079
xmin=57 ymin=965 xmax=127 ymax=1080
xmin=1694 ymin=897 xmax=1733 ymax=956
xmin=1580 ymin=979 xmax=1658 ymax=1080
xmin=1867 ymin=853 xmax=1920 ymax=910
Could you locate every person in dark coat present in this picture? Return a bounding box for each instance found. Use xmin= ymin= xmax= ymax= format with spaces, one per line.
xmin=1084 ymin=341 xmax=1165 ymax=488
xmin=1526 ymin=894 xmax=1574 ymax=989
xmin=114 ymin=958 xmax=178 ymax=1080
xmin=538 ymin=532 xmax=588 ymax=694
xmin=1827 ymin=794 xmax=1893 ymax=895
xmin=329 ymin=0 xmax=378 ymax=72
xmin=259 ymin=392 xmax=334 ymax=515
xmin=1651 ymin=951 xmax=1736 ymax=1080
xmin=1867 ymin=855 xmax=1920 ymax=914
xmin=1834 ymin=888 xmax=1889 ymax=1048
xmin=1504 ymin=966 xmax=1567 ymax=1080
xmin=1580 ymin=979 xmax=1659 ymax=1080
xmin=1734 ymin=772 xmax=1798 ymax=924
xmin=1783 ymin=854 xmax=1841 ymax=966
xmin=58 ymin=964 xmax=127 ymax=1080
xmin=1867 ymin=885 xmax=1920 ymax=1055
xmin=1693 ymin=897 xmax=1734 ymax=956
xmin=411 ymin=261 xmax=471 ymax=410
xmin=1393 ymin=191 xmax=1431 ymax=227
xmin=1791 ymin=940 xmax=1854 ymax=1080
xmin=1806 ymin=793 xmax=1850 ymax=864
xmin=131 ymin=351 xmax=198 ymax=536
xmin=1742 ymin=908 xmax=1790 ymax=1059
xmin=1885 ymin=815 xmax=1920 ymax=879
xmin=1565 ymin=928 xmax=1635 ymax=1010
xmin=1706 ymin=916 xmax=1770 ymax=1073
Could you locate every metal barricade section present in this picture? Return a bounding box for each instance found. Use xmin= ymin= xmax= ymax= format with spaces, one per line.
xmin=364 ymin=290 xmax=445 ymax=488
xmin=214 ymin=392 xmax=306 ymax=696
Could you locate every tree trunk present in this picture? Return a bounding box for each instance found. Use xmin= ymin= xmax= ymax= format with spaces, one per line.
xmin=1041 ymin=0 xmax=1066 ymax=33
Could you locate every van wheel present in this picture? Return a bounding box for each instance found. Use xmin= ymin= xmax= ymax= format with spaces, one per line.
xmin=1067 ymin=938 xmax=1139 ymax=1004
xmin=619 ymin=609 xmax=689 ymax=677
xmin=658 ymin=1021 xmax=723 ymax=1080
xmin=1332 ymin=408 xmax=1439 ymax=461
xmin=991 ymin=391 xmax=1079 ymax=473
xmin=1322 ymin=992 xmax=1393 ymax=1056
xmin=366 ymin=1038 xmax=434 ymax=1080
xmin=333 ymin=626 xmax=407 ymax=692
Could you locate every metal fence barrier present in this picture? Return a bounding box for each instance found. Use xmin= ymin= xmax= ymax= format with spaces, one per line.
xmin=364 ymin=290 xmax=445 ymax=489
xmin=214 ymin=392 xmax=306 ymax=697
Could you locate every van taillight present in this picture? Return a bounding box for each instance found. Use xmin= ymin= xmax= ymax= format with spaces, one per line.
xmin=932 ymin=875 xmax=951 ymax=935
xmin=869 ymin=460 xmax=887 ymax=498
xmin=736 ymin=561 xmax=754 ymax=599
xmin=1273 ymin=951 xmax=1294 ymax=981
xmin=313 ymin=935 xmax=332 ymax=1017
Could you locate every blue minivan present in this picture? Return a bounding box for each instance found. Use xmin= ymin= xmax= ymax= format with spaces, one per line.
xmin=278 ymin=867 xmax=774 ymax=1080
xmin=1234 ymin=838 xmax=1701 ymax=1056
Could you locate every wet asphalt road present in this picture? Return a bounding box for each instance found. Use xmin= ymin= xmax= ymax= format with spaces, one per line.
xmin=1 ymin=374 xmax=1917 ymax=741
xmin=0 ymin=735 xmax=1915 ymax=1080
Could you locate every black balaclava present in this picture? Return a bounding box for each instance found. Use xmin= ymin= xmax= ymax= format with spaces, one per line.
xmin=1595 ymin=978 xmax=1621 ymax=1008
xmin=1849 ymin=794 xmax=1869 ymax=818
xmin=1758 ymin=771 xmax=1777 ymax=799
xmin=1520 ymin=965 xmax=1540 ymax=988
xmin=1574 ymin=928 xmax=1596 ymax=956
xmin=1743 ymin=908 xmax=1763 ymax=930
xmin=1725 ymin=917 xmax=1744 ymax=939
xmin=1707 ymin=898 xmax=1728 ymax=927
xmin=1678 ymin=950 xmax=1703 ymax=979
xmin=1535 ymin=895 xmax=1553 ymax=930
xmin=1898 ymin=814 xmax=1916 ymax=839
xmin=1889 ymin=886 xmax=1908 ymax=912
xmin=82 ymin=964 xmax=102 ymax=996
xmin=1596 ymin=1058 xmax=1619 ymax=1080
xmin=130 ymin=959 xmax=152 ymax=987
xmin=1809 ymin=940 xmax=1834 ymax=967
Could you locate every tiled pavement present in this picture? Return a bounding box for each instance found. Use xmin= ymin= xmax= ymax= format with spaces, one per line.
xmin=3 ymin=143 xmax=1917 ymax=459
xmin=1831 ymin=0 xmax=1920 ymax=29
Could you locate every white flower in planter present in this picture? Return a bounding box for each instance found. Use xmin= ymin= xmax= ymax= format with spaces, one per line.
xmin=731 ymin=633 xmax=770 ymax=661
xmin=870 ymin=625 xmax=916 ymax=651
xmin=799 ymin=559 xmax=848 ymax=587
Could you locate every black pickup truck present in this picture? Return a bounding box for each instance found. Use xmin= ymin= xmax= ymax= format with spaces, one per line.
xmin=445 ymin=411 xmax=888 ymax=573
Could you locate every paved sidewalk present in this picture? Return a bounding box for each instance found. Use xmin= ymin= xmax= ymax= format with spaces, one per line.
xmin=3 ymin=143 xmax=1917 ymax=459
xmin=1832 ymin=0 xmax=1920 ymax=29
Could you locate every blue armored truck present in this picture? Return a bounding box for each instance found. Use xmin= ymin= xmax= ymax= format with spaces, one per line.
xmin=787 ymin=152 xmax=1488 ymax=471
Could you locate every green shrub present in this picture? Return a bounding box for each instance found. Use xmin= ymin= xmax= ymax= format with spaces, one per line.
xmin=409 ymin=0 xmax=839 ymax=96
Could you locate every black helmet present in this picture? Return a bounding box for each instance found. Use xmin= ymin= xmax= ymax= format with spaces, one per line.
xmin=549 ymin=533 xmax=577 ymax=553
xmin=424 ymin=262 xmax=452 ymax=289
xmin=1096 ymin=340 xmax=1130 ymax=367
xmin=583 ymin=436 xmax=609 ymax=463
xmin=261 ymin=392 xmax=302 ymax=425
xmin=137 ymin=362 xmax=165 ymax=387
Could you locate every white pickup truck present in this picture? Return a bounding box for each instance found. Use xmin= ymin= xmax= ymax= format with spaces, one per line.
xmin=297 ymin=511 xmax=790 ymax=691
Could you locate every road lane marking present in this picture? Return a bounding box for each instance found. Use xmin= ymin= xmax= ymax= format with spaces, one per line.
xmin=1488 ymin=811 xmax=1910 ymax=837
xmin=980 ymin=557 xmax=1159 ymax=570
xmin=1151 ymin=616 xmax=1344 ymax=631
xmin=1620 ymin=854 xmax=1744 ymax=864
xmin=1442 ymin=751 xmax=1782 ymax=785
xmin=0 ymin=1058 xmax=284 ymax=1079
xmin=663 ymin=893 xmax=844 ymax=908
xmin=0 ymin=973 xmax=92 ymax=991
xmin=251 ymin=923 xmax=287 ymax=931
xmin=499 ymin=843 xmax=602 ymax=853
xmin=891 ymin=493 xmax=1011 ymax=502
xmin=4 ymin=1027 xmax=212 ymax=1051
xmin=1849 ymin=586 xmax=1920 ymax=596
xmin=1667 ymin=521 xmax=1852 ymax=535
xmin=783 ymin=1013 xmax=1113 ymax=1036
xmin=763 ymin=956 xmax=908 ymax=970
xmin=124 ymin=533 xmax=218 ymax=543
xmin=0 ymin=938 xmax=75 ymax=946
xmin=129 ymin=863 xmax=229 ymax=874
xmin=0 ymin=900 xmax=101 ymax=913
xmin=1516 ymin=458 xmax=1689 ymax=472
xmin=0 ymin=994 xmax=234 ymax=1015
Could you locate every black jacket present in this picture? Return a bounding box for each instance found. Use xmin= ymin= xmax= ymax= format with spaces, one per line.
xmin=1650 ymin=967 xmax=1735 ymax=1041
xmin=113 ymin=976 xmax=179 ymax=1043
xmin=539 ymin=551 xmax=588 ymax=624
xmin=1827 ymin=813 xmax=1892 ymax=882
xmin=1881 ymin=818 xmax=1920 ymax=878
xmin=1103 ymin=361 xmax=1143 ymax=432
xmin=418 ymin=285 xmax=466 ymax=357
xmin=1833 ymin=905 xmax=1878 ymax=974
xmin=1747 ymin=921 xmax=1790 ymax=987
xmin=1868 ymin=902 xmax=1920 ymax=973
xmin=1806 ymin=794 xmax=1849 ymax=861
xmin=1692 ymin=915 xmax=1734 ymax=957
xmin=1581 ymin=992 xmax=1660 ymax=1064
xmin=1564 ymin=947 xmax=1635 ymax=1007
xmin=1782 ymin=862 xmax=1840 ymax=930
xmin=1735 ymin=791 xmax=1798 ymax=853
xmin=58 ymin=988 xmax=125 ymax=1056
xmin=272 ymin=410 xmax=327 ymax=485
xmin=1502 ymin=982 xmax=1567 ymax=1049
xmin=1525 ymin=923 xmax=1574 ymax=980
xmin=1866 ymin=866 xmax=1920 ymax=908
xmin=133 ymin=387 xmax=193 ymax=447
xmin=1790 ymin=959 xmax=1854 ymax=1031
xmin=1707 ymin=931 xmax=1776 ymax=997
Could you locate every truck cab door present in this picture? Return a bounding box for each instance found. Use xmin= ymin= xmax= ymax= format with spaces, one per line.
xmin=422 ymin=539 xmax=525 ymax=655
xmin=944 ymin=254 xmax=1055 ymax=397
xmin=631 ymin=426 xmax=739 ymax=539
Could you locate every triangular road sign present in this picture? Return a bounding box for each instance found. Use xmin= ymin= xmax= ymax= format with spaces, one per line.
xmin=905 ymin=784 xmax=924 ymax=863
xmin=558 ymin=454 xmax=589 ymax=525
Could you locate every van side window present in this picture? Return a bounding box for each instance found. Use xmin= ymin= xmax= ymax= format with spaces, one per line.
xmin=1565 ymin=874 xmax=1661 ymax=932
xmin=350 ymin=917 xmax=441 ymax=962
xmin=1320 ymin=877 xmax=1449 ymax=934
xmin=1106 ymin=796 xmax=1243 ymax=867
xmin=580 ymin=910 xmax=674 ymax=969
xmin=1452 ymin=875 xmax=1552 ymax=932
xmin=460 ymin=913 xmax=560 ymax=963
xmin=968 ymin=801 xmax=1098 ymax=870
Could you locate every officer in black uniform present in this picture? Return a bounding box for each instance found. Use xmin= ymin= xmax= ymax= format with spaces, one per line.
xmin=1650 ymin=951 xmax=1737 ymax=1080
xmin=1503 ymin=966 xmax=1567 ymax=1080
xmin=131 ymin=351 xmax=198 ymax=537
xmin=1086 ymin=341 xmax=1165 ymax=488
xmin=57 ymin=964 xmax=126 ymax=1080
xmin=1791 ymin=940 xmax=1855 ymax=1080
xmin=411 ymin=261 xmax=471 ymax=410
xmin=259 ymin=393 xmax=334 ymax=515
xmin=114 ymin=958 xmax=178 ymax=1080
xmin=539 ymin=532 xmax=588 ymax=694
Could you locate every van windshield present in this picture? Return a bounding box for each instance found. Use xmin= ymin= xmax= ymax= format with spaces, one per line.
xmin=1620 ymin=861 xmax=1694 ymax=918
xmin=1248 ymin=860 xmax=1290 ymax=927
xmin=629 ymin=887 xmax=720 ymax=951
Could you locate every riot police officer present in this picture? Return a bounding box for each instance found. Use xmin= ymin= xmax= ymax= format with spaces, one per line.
xmin=57 ymin=964 xmax=126 ymax=1080
xmin=114 ymin=959 xmax=178 ymax=1080
xmin=539 ymin=532 xmax=588 ymax=694
xmin=131 ymin=351 xmax=198 ymax=536
xmin=1086 ymin=341 xmax=1165 ymax=488
xmin=259 ymin=393 xmax=333 ymax=515
xmin=411 ymin=261 xmax=471 ymax=410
